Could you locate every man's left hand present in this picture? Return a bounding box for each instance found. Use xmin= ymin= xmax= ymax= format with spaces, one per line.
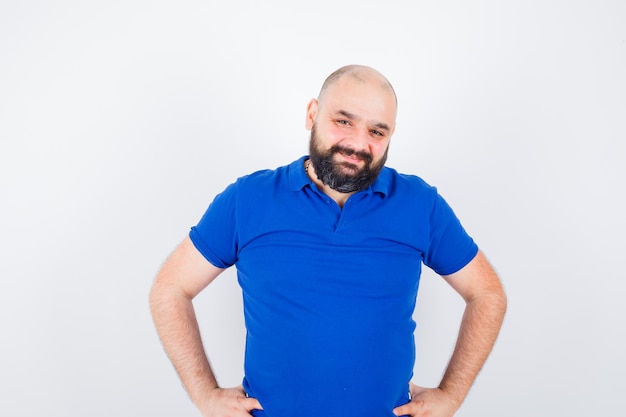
xmin=392 ymin=383 xmax=459 ymax=417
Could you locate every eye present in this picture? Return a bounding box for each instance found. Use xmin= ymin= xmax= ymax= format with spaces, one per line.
xmin=336 ymin=119 xmax=350 ymax=126
xmin=371 ymin=129 xmax=384 ymax=137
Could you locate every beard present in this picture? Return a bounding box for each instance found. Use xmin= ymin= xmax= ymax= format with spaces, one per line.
xmin=308 ymin=125 xmax=388 ymax=193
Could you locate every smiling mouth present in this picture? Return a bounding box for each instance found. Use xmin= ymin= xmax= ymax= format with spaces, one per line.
xmin=339 ymin=151 xmax=363 ymax=162
xmin=333 ymin=147 xmax=372 ymax=164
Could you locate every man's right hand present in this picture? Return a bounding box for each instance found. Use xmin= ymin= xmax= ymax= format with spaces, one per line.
xmin=199 ymin=385 xmax=263 ymax=417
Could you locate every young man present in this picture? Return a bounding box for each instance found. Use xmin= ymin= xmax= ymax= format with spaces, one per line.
xmin=149 ymin=65 xmax=507 ymax=417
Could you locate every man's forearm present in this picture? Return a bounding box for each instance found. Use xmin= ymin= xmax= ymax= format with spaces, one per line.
xmin=150 ymin=287 xmax=218 ymax=406
xmin=438 ymin=289 xmax=507 ymax=408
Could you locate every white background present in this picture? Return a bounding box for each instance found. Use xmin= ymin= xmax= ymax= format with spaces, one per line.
xmin=1 ymin=1 xmax=624 ymax=416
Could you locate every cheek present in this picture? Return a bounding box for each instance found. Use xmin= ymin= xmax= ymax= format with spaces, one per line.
xmin=370 ymin=141 xmax=390 ymax=158
xmin=327 ymin=126 xmax=345 ymax=141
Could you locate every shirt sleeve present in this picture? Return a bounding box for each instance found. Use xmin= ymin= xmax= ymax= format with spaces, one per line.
xmin=189 ymin=181 xmax=239 ymax=269
xmin=423 ymin=192 xmax=478 ymax=276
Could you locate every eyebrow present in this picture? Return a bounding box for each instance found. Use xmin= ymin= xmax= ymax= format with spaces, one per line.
xmin=335 ymin=109 xmax=391 ymax=133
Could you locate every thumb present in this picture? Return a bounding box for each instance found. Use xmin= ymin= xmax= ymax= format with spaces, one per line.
xmin=392 ymin=404 xmax=408 ymax=416
xmin=239 ymin=396 xmax=263 ymax=412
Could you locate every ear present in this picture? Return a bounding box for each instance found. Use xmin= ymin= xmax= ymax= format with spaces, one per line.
xmin=304 ymin=98 xmax=318 ymax=130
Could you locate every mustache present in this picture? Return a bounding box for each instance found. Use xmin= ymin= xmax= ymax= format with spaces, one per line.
xmin=329 ymin=145 xmax=373 ymax=164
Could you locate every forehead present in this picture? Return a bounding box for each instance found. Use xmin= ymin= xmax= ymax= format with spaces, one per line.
xmin=320 ymin=74 xmax=397 ymax=125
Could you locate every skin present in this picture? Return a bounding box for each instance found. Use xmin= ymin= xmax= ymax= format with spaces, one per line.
xmin=149 ymin=65 xmax=507 ymax=417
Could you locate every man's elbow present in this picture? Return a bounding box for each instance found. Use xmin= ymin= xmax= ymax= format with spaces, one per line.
xmin=148 ymin=274 xmax=182 ymax=319
xmin=487 ymin=284 xmax=508 ymax=324
xmin=148 ymin=278 xmax=167 ymax=320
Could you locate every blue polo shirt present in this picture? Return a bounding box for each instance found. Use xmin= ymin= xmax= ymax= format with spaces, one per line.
xmin=190 ymin=156 xmax=478 ymax=417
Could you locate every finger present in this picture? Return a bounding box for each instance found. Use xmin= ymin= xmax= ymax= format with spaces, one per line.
xmin=393 ymin=399 xmax=424 ymax=416
xmin=238 ymin=396 xmax=263 ymax=412
xmin=392 ymin=404 xmax=409 ymax=416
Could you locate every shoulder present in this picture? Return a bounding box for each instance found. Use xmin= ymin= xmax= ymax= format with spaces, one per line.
xmin=235 ymin=162 xmax=290 ymax=187
xmin=225 ymin=159 xmax=301 ymax=199
xmin=380 ymin=166 xmax=439 ymax=201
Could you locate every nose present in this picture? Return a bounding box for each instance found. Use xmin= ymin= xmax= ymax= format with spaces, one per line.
xmin=338 ymin=128 xmax=373 ymax=163
xmin=346 ymin=127 xmax=370 ymax=153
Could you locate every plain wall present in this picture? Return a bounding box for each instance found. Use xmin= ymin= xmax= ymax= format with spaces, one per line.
xmin=1 ymin=1 xmax=624 ymax=416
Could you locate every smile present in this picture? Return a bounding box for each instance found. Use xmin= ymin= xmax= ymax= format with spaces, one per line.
xmin=334 ymin=147 xmax=372 ymax=164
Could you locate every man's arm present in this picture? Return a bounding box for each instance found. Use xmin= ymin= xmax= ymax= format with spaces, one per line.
xmin=394 ymin=250 xmax=507 ymax=417
xmin=149 ymin=236 xmax=262 ymax=417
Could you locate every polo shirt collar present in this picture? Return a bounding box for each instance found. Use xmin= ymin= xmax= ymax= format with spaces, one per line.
xmin=288 ymin=156 xmax=390 ymax=198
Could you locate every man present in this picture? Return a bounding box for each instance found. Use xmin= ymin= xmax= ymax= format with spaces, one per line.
xmin=149 ymin=65 xmax=507 ymax=417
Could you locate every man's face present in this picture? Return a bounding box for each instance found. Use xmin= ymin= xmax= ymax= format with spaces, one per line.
xmin=305 ymin=74 xmax=396 ymax=193
xmin=309 ymin=124 xmax=389 ymax=193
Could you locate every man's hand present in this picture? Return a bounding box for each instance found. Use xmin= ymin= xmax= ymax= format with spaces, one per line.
xmin=392 ymin=383 xmax=458 ymax=417
xmin=198 ymin=385 xmax=263 ymax=417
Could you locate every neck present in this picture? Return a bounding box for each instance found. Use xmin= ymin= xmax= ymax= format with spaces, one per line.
xmin=305 ymin=159 xmax=354 ymax=208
